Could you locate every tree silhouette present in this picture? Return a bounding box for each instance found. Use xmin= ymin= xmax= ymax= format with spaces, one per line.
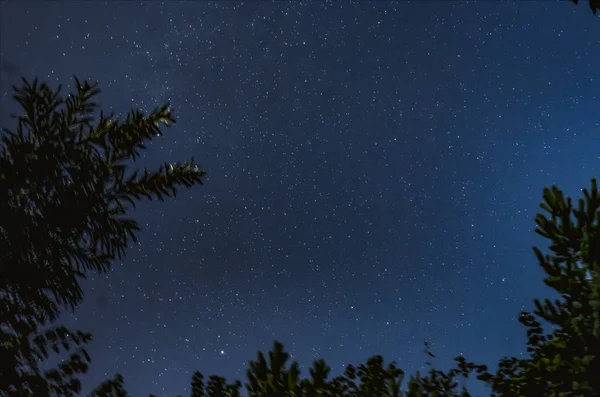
xmin=168 ymin=179 xmax=598 ymax=397
xmin=464 ymin=180 xmax=600 ymax=396
xmin=0 ymin=76 xmax=205 ymax=396
xmin=169 ymin=340 xmax=412 ymax=397
xmin=572 ymin=0 xmax=600 ymax=15
xmin=2 ymin=1 xmax=598 ymax=396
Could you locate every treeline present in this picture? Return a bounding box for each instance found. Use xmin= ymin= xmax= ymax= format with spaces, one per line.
xmin=0 ymin=1 xmax=598 ymax=396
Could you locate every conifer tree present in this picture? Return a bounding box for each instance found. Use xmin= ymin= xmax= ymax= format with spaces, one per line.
xmin=572 ymin=0 xmax=600 ymax=14
xmin=173 ymin=180 xmax=599 ymax=396
xmin=465 ymin=179 xmax=600 ymax=396
xmin=2 ymin=1 xmax=597 ymax=397
xmin=0 ymin=77 xmax=205 ymax=396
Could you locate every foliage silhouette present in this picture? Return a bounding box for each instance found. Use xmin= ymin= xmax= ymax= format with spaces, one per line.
xmin=0 ymin=76 xmax=205 ymax=396
xmin=572 ymin=0 xmax=600 ymax=15
xmin=463 ymin=179 xmax=600 ymax=396
xmin=167 ymin=179 xmax=599 ymax=397
xmin=2 ymin=1 xmax=599 ymax=396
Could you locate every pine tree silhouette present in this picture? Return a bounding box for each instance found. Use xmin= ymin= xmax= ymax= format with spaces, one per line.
xmin=0 ymin=77 xmax=205 ymax=396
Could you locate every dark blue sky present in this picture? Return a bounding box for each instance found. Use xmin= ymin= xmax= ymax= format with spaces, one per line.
xmin=1 ymin=1 xmax=599 ymax=396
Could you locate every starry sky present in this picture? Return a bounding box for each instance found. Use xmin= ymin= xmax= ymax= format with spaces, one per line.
xmin=1 ymin=1 xmax=599 ymax=396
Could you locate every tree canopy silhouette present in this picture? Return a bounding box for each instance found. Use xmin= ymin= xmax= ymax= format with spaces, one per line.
xmin=1 ymin=0 xmax=598 ymax=396
xmin=147 ymin=179 xmax=599 ymax=397
xmin=572 ymin=0 xmax=600 ymax=15
xmin=0 ymin=76 xmax=205 ymax=396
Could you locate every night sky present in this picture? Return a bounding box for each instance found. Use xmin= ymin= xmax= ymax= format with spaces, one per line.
xmin=1 ymin=1 xmax=599 ymax=396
